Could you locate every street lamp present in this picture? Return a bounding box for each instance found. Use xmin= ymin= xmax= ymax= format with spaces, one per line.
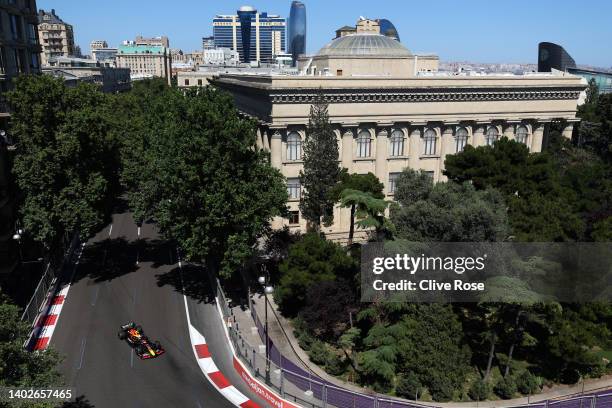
xmin=258 ymin=272 xmax=274 ymax=384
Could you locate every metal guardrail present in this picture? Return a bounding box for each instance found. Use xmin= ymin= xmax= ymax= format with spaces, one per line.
xmin=20 ymin=234 xmax=80 ymax=324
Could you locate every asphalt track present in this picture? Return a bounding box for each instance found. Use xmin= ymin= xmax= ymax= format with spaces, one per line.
xmin=50 ymin=209 xmax=254 ymax=408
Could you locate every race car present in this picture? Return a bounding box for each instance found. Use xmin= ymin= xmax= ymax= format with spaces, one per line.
xmin=118 ymin=322 xmax=165 ymax=359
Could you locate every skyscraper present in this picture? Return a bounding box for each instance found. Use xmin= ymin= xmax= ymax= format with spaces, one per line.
xmin=538 ymin=42 xmax=576 ymax=72
xmin=213 ymin=6 xmax=286 ymax=64
xmin=377 ymin=19 xmax=399 ymax=41
xmin=288 ymin=1 xmax=306 ymax=66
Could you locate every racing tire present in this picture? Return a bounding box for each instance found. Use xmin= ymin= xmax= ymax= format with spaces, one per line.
xmin=118 ymin=330 xmax=127 ymax=340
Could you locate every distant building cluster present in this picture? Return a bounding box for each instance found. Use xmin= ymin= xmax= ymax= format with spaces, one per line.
xmin=116 ymin=36 xmax=172 ymax=84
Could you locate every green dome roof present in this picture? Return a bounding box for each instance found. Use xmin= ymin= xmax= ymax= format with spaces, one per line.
xmin=316 ymin=34 xmax=411 ymax=58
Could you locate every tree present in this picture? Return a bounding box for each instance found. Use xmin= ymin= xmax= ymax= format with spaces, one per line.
xmin=275 ymin=233 xmax=358 ymax=316
xmin=339 ymin=189 xmax=390 ymax=244
xmin=299 ymin=94 xmax=340 ymax=231
xmin=0 ymin=292 xmax=62 ymax=408
xmin=119 ymin=85 xmax=288 ymax=277
xmin=330 ymin=172 xmax=384 ymax=244
xmin=391 ymin=170 xmax=509 ymax=242
xmin=8 ymin=75 xmax=118 ymax=256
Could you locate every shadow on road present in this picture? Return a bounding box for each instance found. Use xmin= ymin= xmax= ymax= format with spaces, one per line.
xmin=59 ymin=395 xmax=95 ymax=407
xmin=155 ymin=263 xmax=215 ymax=304
xmin=71 ymin=237 xmax=174 ymax=285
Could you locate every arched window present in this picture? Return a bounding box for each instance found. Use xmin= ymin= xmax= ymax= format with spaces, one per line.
xmin=455 ymin=127 xmax=468 ymax=153
xmin=286 ymin=132 xmax=302 ymax=161
xmin=485 ymin=126 xmax=499 ymax=146
xmin=389 ymin=129 xmax=405 ymax=157
xmin=515 ymin=125 xmax=528 ymax=145
xmin=357 ymin=130 xmax=371 ymax=158
xmin=423 ymin=129 xmax=437 ymax=155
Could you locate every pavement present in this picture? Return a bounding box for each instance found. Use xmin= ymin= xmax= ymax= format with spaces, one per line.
xmin=49 ymin=207 xmax=267 ymax=408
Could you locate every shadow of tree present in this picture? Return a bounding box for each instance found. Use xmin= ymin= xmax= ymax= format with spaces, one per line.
xmin=155 ymin=263 xmax=215 ymax=304
xmin=58 ymin=395 xmax=95 ymax=407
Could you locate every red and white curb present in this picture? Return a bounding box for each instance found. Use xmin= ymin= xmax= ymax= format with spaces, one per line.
xmin=187 ymin=323 xmax=260 ymax=408
xmin=28 ymin=243 xmax=85 ymax=351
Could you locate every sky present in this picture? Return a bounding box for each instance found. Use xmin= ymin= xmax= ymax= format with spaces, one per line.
xmin=38 ymin=0 xmax=612 ymax=67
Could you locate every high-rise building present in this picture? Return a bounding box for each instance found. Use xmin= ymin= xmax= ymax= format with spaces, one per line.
xmin=335 ymin=18 xmax=401 ymax=42
xmin=37 ymin=9 xmax=75 ymax=66
xmin=538 ymin=42 xmax=576 ymax=72
xmin=377 ymin=19 xmax=399 ymax=41
xmin=202 ymin=36 xmax=215 ymax=50
xmin=116 ymin=38 xmax=172 ymax=84
xmin=0 ymin=0 xmax=42 ymax=274
xmin=287 ymin=1 xmax=306 ymax=66
xmin=213 ymin=6 xmax=286 ymax=64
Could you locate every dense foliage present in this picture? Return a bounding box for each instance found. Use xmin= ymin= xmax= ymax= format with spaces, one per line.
xmin=8 ymin=75 xmax=119 ymax=256
xmin=116 ymin=80 xmax=288 ymax=277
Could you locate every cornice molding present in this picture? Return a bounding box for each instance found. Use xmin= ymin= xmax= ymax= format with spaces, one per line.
xmin=269 ymin=88 xmax=581 ymax=104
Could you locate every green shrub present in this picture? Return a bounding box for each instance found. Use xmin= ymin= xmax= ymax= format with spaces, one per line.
xmin=516 ymin=371 xmax=541 ymax=395
xmin=428 ymin=373 xmax=455 ymax=402
xmin=396 ymin=372 xmax=422 ymax=400
xmin=468 ymin=378 xmax=491 ymax=401
xmin=308 ymin=340 xmax=330 ymax=365
xmin=494 ymin=377 xmax=517 ymax=400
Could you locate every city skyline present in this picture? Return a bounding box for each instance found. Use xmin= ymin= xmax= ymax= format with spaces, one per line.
xmin=38 ymin=0 xmax=612 ymax=67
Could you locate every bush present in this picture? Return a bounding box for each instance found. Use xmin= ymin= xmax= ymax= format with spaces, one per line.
xmin=494 ymin=377 xmax=517 ymax=400
xmin=428 ymin=373 xmax=455 ymax=402
xmin=516 ymin=371 xmax=542 ymax=395
xmin=468 ymin=378 xmax=491 ymax=401
xmin=308 ymin=340 xmax=330 ymax=365
xmin=396 ymin=372 xmax=422 ymax=400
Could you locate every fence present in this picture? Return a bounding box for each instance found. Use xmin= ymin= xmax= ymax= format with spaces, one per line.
xmin=213 ymin=277 xmax=612 ymax=408
xmin=21 ymin=234 xmax=80 ymax=324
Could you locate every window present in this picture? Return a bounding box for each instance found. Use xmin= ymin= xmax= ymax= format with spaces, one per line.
xmin=423 ymin=129 xmax=437 ymax=155
xmin=184 ymin=79 xmax=189 ymax=85
xmin=515 ymin=125 xmax=528 ymax=144
xmin=389 ymin=129 xmax=404 ymax=157
xmin=388 ymin=172 xmax=401 ymax=194
xmin=336 ymin=69 xmax=343 ymax=76
xmin=357 ymin=130 xmax=371 ymax=158
xmin=198 ymin=79 xmax=203 ymax=86
xmin=289 ymin=211 xmax=299 ymax=225
xmin=287 ymin=178 xmax=301 ymax=200
xmin=27 ymin=23 xmax=37 ymax=45
xmin=424 ymin=171 xmax=435 ymax=180
xmin=29 ymin=52 xmax=39 ymax=70
xmin=286 ymin=131 xmax=302 ymax=161
xmin=485 ymin=126 xmax=499 ymax=146
xmin=10 ymin=15 xmax=19 ymax=40
xmin=455 ymin=127 xmax=468 ymax=153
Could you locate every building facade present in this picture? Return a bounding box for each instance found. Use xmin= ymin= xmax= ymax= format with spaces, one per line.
xmin=213 ymin=6 xmax=286 ymax=64
xmin=37 ymin=8 xmax=74 ymax=66
xmin=116 ymin=39 xmax=172 ymax=84
xmin=287 ymin=1 xmax=306 ymax=66
xmin=202 ymin=36 xmax=214 ymax=50
xmin=567 ymin=67 xmax=612 ymax=94
xmin=90 ymin=39 xmax=107 ymax=50
xmin=214 ymin=33 xmax=585 ymax=241
xmin=91 ymin=47 xmax=117 ymax=66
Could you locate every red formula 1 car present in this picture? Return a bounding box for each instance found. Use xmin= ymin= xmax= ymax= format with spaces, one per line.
xmin=118 ymin=322 xmax=165 ymax=359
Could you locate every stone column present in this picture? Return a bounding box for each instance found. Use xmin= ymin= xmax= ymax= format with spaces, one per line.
xmin=263 ymin=128 xmax=271 ymax=151
xmin=472 ymin=125 xmax=485 ymax=147
xmin=375 ymin=127 xmax=389 ymax=184
xmin=531 ymin=123 xmax=545 ymax=153
xmin=439 ymin=126 xmax=454 ymax=177
xmin=256 ymin=128 xmax=264 ymax=150
xmin=408 ymin=127 xmax=422 ymax=167
xmin=562 ymin=123 xmax=574 ymax=140
xmin=341 ymin=128 xmax=354 ymax=171
xmin=503 ymin=123 xmax=515 ymax=139
xmin=270 ymin=130 xmax=282 ymax=169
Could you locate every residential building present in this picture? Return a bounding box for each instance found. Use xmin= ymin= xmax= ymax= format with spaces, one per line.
xmin=202 ymin=36 xmax=214 ymax=50
xmin=213 ymin=6 xmax=286 ymax=64
xmin=538 ymin=42 xmax=576 ymax=72
xmin=135 ymin=35 xmax=169 ymax=47
xmin=90 ymin=39 xmax=108 ymax=50
xmin=116 ymin=39 xmax=172 ymax=84
xmin=213 ymin=30 xmax=585 ymax=242
xmin=37 ymin=8 xmax=74 ymax=66
xmin=0 ymin=0 xmax=42 ymax=274
xmin=44 ymin=56 xmax=131 ymax=92
xmin=287 ymin=1 xmax=306 ymax=66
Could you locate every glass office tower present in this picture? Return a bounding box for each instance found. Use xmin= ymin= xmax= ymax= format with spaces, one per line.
xmin=378 ymin=19 xmax=400 ymax=41
xmin=213 ymin=6 xmax=286 ymax=64
xmin=288 ymin=1 xmax=306 ymax=66
xmin=538 ymin=42 xmax=576 ymax=72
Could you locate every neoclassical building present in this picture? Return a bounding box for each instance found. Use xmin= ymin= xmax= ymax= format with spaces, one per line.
xmin=213 ymin=30 xmax=585 ymax=241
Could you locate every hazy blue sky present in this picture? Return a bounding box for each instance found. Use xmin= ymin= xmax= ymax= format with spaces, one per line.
xmin=39 ymin=0 xmax=612 ymax=67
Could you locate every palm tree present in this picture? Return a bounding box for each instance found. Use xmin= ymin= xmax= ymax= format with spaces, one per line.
xmin=339 ymin=188 xmax=390 ymax=244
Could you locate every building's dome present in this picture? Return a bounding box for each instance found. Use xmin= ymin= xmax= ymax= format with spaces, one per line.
xmin=238 ymin=5 xmax=256 ymax=12
xmin=316 ymin=34 xmax=411 ymax=58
